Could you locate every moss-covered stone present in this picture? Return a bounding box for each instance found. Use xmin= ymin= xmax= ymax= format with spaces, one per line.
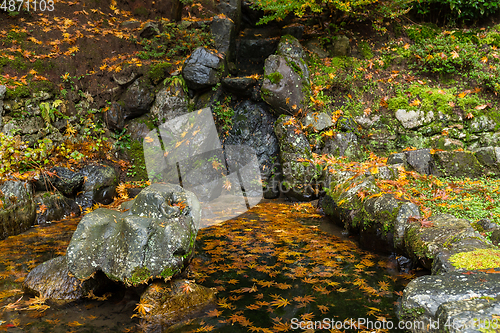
xmin=404 ymin=214 xmax=482 ymax=269
xmin=432 ymin=150 xmax=483 ymax=178
xmin=147 ymin=62 xmax=172 ymax=84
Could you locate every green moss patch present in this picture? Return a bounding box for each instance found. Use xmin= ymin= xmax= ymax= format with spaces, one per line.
xmin=266 ymin=72 xmax=283 ymax=84
xmin=129 ymin=266 xmax=151 ymax=285
xmin=450 ymin=249 xmax=500 ymax=270
xmin=388 ymin=84 xmax=491 ymax=118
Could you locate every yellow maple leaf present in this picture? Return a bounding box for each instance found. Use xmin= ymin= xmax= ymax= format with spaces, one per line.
xmin=68 ymin=321 xmax=83 ymax=327
xmin=409 ymin=99 xmax=421 ymax=106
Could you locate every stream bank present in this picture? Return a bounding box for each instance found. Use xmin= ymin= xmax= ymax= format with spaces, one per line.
xmin=0 ymin=200 xmax=411 ymax=332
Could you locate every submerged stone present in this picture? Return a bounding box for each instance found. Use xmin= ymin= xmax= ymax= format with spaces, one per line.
xmin=138 ymin=279 xmax=216 ymax=330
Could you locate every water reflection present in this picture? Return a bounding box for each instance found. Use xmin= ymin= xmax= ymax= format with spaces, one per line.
xmin=0 ymin=200 xmax=412 ymax=332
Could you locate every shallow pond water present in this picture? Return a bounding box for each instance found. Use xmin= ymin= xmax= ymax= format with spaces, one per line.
xmin=0 ymin=200 xmax=415 ymax=332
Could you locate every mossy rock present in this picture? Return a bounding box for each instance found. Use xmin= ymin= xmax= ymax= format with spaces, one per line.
xmin=66 ymin=183 xmax=201 ymax=286
xmin=147 ymin=62 xmax=172 ymax=85
xmin=404 ymin=214 xmax=481 ymax=270
xmin=432 ymin=150 xmax=484 ymax=178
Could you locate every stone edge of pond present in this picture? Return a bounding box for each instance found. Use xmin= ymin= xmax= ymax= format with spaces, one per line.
xmin=320 ymin=147 xmax=500 ymax=332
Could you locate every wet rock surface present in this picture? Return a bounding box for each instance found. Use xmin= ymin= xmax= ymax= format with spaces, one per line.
xmin=400 ymin=271 xmax=500 ymax=331
xmin=75 ymin=163 xmax=118 ymax=209
xmin=66 ymin=183 xmax=201 ymax=285
xmin=138 ymin=279 xmax=216 ymax=331
xmin=223 ymin=100 xmax=279 ymax=198
xmin=182 ymin=47 xmax=225 ymax=90
xmin=274 ymin=115 xmax=316 ymax=201
xmin=0 ymin=181 xmax=36 ymax=240
xmin=34 ymin=166 xmax=84 ymax=197
xmin=23 ymin=256 xmax=109 ymax=305
xmin=34 ymin=192 xmax=80 ymax=224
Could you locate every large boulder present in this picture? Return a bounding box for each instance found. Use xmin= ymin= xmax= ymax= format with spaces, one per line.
xmin=66 ymin=183 xmax=201 ymax=286
xmin=261 ymin=35 xmax=311 ymax=116
xmin=182 ymin=47 xmax=225 ymax=90
xmin=0 ymin=181 xmax=36 ymax=240
xmin=23 ymin=256 xmax=108 ymax=305
xmin=432 ymin=238 xmax=494 ymax=275
xmin=274 ymin=115 xmax=317 ymax=201
xmin=75 ymin=164 xmax=118 ymax=209
xmin=223 ymin=100 xmax=280 ymax=199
